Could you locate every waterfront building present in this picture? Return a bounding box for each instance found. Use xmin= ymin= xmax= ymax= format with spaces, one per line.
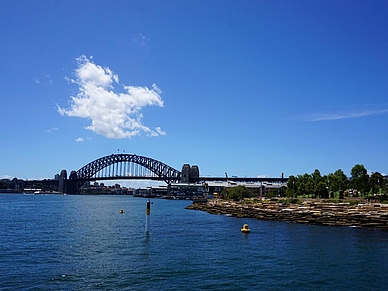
xmin=167 ymin=183 xmax=204 ymax=199
xmin=133 ymin=186 xmax=168 ymax=198
xmin=203 ymin=181 xmax=285 ymax=198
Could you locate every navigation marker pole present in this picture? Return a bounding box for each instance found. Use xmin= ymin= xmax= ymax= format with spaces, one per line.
xmin=145 ymin=199 xmax=151 ymax=233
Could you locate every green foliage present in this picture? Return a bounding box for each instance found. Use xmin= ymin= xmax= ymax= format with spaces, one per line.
xmin=373 ymin=194 xmax=388 ymax=203
xmin=286 ymin=176 xmax=298 ymax=197
xmin=312 ymin=169 xmax=323 ymax=184
xmin=286 ymin=165 xmax=387 ymax=199
xmin=285 ymin=188 xmax=296 ymax=198
xmin=333 ymin=169 xmax=348 ymax=191
xmin=220 ymin=185 xmax=254 ymax=201
xmin=265 ymin=189 xmax=277 ymax=198
xmin=369 ymin=172 xmax=384 ymax=194
xmin=315 ymin=181 xmax=328 ymax=198
xmin=350 ymin=164 xmax=369 ymax=195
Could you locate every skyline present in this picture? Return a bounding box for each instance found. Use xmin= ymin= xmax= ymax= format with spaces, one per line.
xmin=1 ymin=1 xmax=388 ymax=186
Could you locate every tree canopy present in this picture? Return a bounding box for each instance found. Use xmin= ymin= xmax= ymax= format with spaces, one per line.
xmin=284 ymin=164 xmax=386 ymax=198
xmin=221 ymin=185 xmax=255 ymax=201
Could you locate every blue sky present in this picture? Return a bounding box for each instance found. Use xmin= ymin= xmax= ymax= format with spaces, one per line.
xmin=1 ymin=0 xmax=388 ymax=184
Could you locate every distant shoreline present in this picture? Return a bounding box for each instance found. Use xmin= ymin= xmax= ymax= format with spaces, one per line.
xmin=186 ymin=199 xmax=388 ymax=230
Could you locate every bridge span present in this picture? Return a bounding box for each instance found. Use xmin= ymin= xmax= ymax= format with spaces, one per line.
xmin=22 ymin=154 xmax=287 ymax=193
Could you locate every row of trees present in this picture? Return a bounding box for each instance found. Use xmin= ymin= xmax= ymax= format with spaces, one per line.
xmin=286 ymin=164 xmax=387 ymax=198
xmin=218 ymin=164 xmax=386 ymax=201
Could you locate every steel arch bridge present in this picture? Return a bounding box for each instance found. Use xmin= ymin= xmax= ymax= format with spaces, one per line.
xmin=76 ymin=154 xmax=181 ymax=183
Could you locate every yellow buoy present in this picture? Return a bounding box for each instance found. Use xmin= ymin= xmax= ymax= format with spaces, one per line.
xmin=120 ymin=209 xmax=124 ymax=214
xmin=241 ymin=223 xmax=250 ymax=233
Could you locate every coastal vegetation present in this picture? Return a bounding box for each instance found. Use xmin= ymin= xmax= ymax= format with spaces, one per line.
xmin=285 ymin=164 xmax=387 ymax=202
xmin=217 ymin=164 xmax=387 ymax=204
xmin=188 ymin=165 xmax=388 ymax=231
xmin=220 ymin=185 xmax=256 ymax=201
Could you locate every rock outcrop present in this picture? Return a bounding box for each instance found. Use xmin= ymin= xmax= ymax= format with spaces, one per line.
xmin=186 ymin=199 xmax=388 ymax=230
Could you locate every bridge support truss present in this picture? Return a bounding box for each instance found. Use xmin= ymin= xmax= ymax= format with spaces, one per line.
xmin=62 ymin=154 xmax=182 ymax=194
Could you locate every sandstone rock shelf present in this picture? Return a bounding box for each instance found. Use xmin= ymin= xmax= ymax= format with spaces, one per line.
xmin=186 ymin=199 xmax=388 ymax=230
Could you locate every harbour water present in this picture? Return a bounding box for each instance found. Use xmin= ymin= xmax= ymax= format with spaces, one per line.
xmin=1 ymin=193 xmax=388 ymax=290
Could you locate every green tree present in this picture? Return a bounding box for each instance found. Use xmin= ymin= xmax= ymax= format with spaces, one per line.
xmin=326 ymin=169 xmax=348 ymax=197
xmin=326 ymin=173 xmax=334 ymax=190
xmin=295 ymin=174 xmax=312 ymax=197
xmin=311 ymin=169 xmax=323 ymax=197
xmin=305 ymin=174 xmax=314 ymax=197
xmin=333 ymin=169 xmax=348 ymax=191
xmin=220 ymin=185 xmax=254 ymax=201
xmin=381 ymin=178 xmax=388 ymax=194
xmin=369 ymin=172 xmax=384 ymax=194
xmin=315 ymin=181 xmax=329 ymax=198
xmin=350 ymin=164 xmax=369 ymax=196
xmin=294 ymin=175 xmax=303 ymax=197
xmin=286 ymin=175 xmax=297 ymax=197
xmin=312 ymin=169 xmax=323 ymax=184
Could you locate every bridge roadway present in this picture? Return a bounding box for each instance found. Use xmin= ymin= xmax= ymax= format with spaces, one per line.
xmin=22 ymin=176 xmax=287 ymax=184
xmin=194 ymin=177 xmax=287 ymax=183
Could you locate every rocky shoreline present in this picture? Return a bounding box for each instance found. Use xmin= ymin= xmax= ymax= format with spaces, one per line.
xmin=186 ymin=199 xmax=388 ymax=230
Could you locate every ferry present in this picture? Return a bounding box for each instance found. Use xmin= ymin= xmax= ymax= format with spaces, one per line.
xmin=23 ymin=189 xmax=45 ymax=195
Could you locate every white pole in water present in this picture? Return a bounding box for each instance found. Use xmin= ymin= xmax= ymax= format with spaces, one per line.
xmin=145 ymin=199 xmax=151 ymax=233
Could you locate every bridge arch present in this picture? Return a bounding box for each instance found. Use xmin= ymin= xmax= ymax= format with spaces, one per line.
xmin=76 ymin=154 xmax=181 ymax=183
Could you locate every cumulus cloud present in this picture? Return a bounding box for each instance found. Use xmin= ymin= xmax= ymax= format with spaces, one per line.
xmin=75 ymin=137 xmax=84 ymax=142
xmin=57 ymin=55 xmax=165 ymax=139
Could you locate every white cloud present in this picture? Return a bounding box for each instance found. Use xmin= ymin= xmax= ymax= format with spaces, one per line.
xmin=57 ymin=55 xmax=165 ymax=139
xmin=306 ymin=108 xmax=388 ymax=122
xmin=47 ymin=127 xmax=58 ymax=133
xmin=133 ymin=33 xmax=148 ymax=45
xmin=75 ymin=137 xmax=84 ymax=142
xmin=33 ymin=74 xmax=52 ymax=85
xmin=64 ymin=76 xmax=77 ymax=84
xmin=46 ymin=75 xmax=53 ymax=83
xmin=155 ymin=127 xmax=166 ymax=136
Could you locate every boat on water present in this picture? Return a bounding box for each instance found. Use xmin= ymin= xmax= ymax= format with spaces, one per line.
xmin=23 ymin=189 xmax=46 ymax=195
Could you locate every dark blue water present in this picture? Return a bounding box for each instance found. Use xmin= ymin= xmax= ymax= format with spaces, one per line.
xmin=1 ymin=194 xmax=388 ymax=290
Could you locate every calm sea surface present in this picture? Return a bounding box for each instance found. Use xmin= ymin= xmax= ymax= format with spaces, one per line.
xmin=1 ymin=194 xmax=388 ymax=291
